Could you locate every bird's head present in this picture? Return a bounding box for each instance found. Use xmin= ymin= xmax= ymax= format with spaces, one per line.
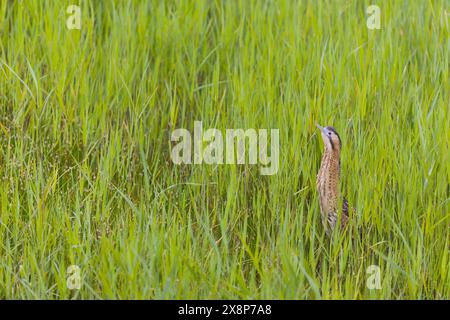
xmin=316 ymin=124 xmax=341 ymax=151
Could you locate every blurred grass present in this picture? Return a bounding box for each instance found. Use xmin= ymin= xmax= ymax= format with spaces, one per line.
xmin=0 ymin=0 xmax=449 ymax=299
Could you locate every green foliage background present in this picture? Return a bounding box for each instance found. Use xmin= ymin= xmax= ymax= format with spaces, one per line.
xmin=0 ymin=0 xmax=449 ymax=299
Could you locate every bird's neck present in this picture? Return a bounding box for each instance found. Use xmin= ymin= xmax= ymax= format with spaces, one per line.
xmin=319 ymin=149 xmax=341 ymax=188
xmin=317 ymin=149 xmax=341 ymax=218
xmin=322 ymin=148 xmax=340 ymax=169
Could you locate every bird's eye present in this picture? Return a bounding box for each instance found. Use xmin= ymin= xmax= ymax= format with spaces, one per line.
xmin=328 ymin=132 xmax=332 ymax=135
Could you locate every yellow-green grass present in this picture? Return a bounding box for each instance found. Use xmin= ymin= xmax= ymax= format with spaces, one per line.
xmin=0 ymin=0 xmax=448 ymax=299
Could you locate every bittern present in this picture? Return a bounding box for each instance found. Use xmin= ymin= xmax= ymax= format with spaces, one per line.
xmin=316 ymin=124 xmax=349 ymax=235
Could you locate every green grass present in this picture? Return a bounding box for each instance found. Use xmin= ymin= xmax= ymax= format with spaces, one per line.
xmin=0 ymin=0 xmax=449 ymax=299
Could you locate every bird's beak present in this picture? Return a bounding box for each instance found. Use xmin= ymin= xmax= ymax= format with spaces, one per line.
xmin=316 ymin=123 xmax=325 ymax=132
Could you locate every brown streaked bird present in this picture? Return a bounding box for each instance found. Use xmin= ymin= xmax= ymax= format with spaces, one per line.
xmin=316 ymin=124 xmax=349 ymax=235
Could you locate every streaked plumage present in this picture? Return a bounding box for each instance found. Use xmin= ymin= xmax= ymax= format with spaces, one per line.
xmin=316 ymin=124 xmax=349 ymax=235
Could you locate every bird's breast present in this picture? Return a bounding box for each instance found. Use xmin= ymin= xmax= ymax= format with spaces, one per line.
xmin=317 ymin=151 xmax=340 ymax=214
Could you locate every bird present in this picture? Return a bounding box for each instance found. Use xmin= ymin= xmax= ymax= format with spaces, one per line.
xmin=316 ymin=124 xmax=349 ymax=235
